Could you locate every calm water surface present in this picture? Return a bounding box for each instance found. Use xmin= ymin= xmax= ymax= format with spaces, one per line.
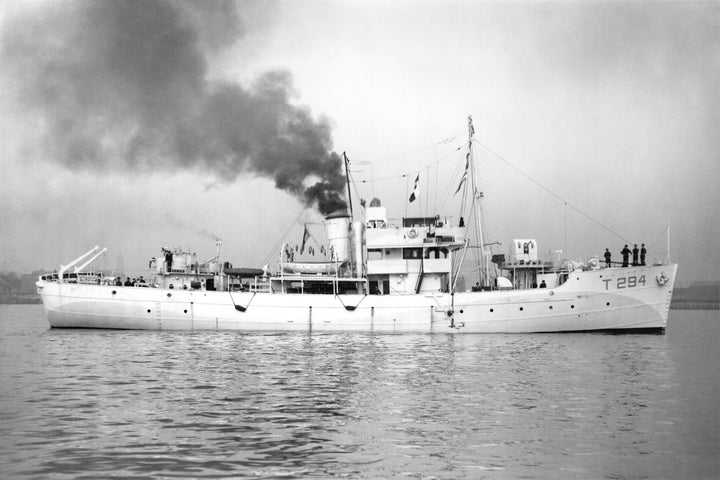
xmin=1 ymin=305 xmax=718 ymax=479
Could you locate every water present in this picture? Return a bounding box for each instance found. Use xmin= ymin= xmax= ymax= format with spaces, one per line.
xmin=1 ymin=305 xmax=718 ymax=479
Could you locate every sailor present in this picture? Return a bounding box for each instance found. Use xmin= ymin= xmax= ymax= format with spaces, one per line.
xmin=115 ymin=277 xmax=122 ymax=286
xmin=604 ymin=248 xmax=612 ymax=267
xmin=621 ymin=244 xmax=631 ymax=267
xmin=640 ymin=244 xmax=647 ymax=266
xmin=632 ymin=244 xmax=639 ymax=266
xmin=539 ymin=280 xmax=547 ymax=288
xmin=124 ymin=277 xmax=132 ymax=286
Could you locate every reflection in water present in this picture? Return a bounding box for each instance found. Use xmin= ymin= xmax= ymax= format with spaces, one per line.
xmin=0 ymin=306 xmax=717 ymax=479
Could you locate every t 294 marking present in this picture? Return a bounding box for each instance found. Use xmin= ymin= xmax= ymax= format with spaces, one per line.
xmin=603 ymin=275 xmax=646 ymax=290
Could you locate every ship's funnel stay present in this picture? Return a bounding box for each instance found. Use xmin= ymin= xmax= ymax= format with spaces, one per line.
xmin=325 ymin=213 xmax=351 ymax=263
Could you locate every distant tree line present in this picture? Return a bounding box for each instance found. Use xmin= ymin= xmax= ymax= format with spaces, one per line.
xmin=0 ymin=271 xmax=49 ymax=303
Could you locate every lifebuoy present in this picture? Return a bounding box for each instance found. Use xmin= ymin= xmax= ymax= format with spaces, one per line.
xmin=408 ymin=229 xmax=418 ymax=239
xmin=656 ymin=272 xmax=669 ymax=286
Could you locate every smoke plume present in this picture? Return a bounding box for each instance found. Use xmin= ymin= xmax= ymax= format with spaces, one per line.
xmin=1 ymin=0 xmax=346 ymax=215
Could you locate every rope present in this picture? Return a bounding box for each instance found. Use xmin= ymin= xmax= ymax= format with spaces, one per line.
xmin=350 ymin=145 xmax=462 ymax=184
xmin=360 ymin=127 xmax=464 ymax=166
xmin=261 ymin=208 xmax=307 ymax=267
xmin=473 ymin=139 xmax=629 ymax=243
xmin=435 ymin=144 xmax=469 ymax=214
xmin=645 ymin=223 xmax=670 ymax=261
xmin=348 ymin=168 xmax=364 ymax=212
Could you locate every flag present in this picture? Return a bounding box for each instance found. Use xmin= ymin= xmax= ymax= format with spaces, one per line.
xmin=408 ymin=174 xmax=420 ymax=203
xmin=454 ymin=153 xmax=470 ymax=196
xmin=300 ymin=225 xmax=310 ymax=254
xmin=454 ymin=171 xmax=467 ymax=196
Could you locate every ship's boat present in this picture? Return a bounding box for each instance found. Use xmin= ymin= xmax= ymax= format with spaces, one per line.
xmin=36 ymin=117 xmax=677 ymax=332
xmin=281 ymin=262 xmax=343 ymax=275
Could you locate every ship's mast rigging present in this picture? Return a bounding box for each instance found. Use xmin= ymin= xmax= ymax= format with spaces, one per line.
xmin=466 ymin=116 xmax=487 ymax=287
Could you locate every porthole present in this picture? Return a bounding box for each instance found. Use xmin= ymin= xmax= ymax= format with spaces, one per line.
xmin=147 ymin=309 xmax=151 ymax=313
xmin=519 ymin=307 xmax=524 ymax=311
xmin=571 ymin=304 xmax=575 ymax=309
xmin=606 ymin=302 xmax=610 ymax=306
xmin=111 ymin=290 xmax=117 ymax=295
xmin=184 ymin=309 xmax=188 ymax=314
xmin=167 ymin=293 xmax=172 ymax=298
xmin=459 ymin=309 xmax=464 ymax=314
xmin=490 ymin=308 xmax=494 ymax=313
xmin=548 ymin=305 xmax=553 ymax=310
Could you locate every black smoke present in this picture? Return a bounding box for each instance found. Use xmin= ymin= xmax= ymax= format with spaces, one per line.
xmin=1 ymin=0 xmax=346 ymax=215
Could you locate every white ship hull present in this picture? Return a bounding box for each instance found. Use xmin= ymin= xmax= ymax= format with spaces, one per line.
xmin=37 ymin=264 xmax=676 ymax=333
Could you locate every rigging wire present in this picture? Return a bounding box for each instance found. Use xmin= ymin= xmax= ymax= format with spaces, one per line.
xmin=261 ymin=208 xmax=307 ymax=267
xmin=435 ymin=144 xmax=469 ymax=214
xmin=348 ymin=167 xmax=365 ymax=212
xmin=350 ymin=144 xmax=462 ymax=183
xmin=434 ymin=162 xmax=439 ymax=214
xmin=355 ymin=173 xmax=409 ymax=184
xmin=473 ymin=139 xmax=630 ymax=244
xmin=646 ymin=223 xmax=670 ymax=261
xmin=359 ymin=127 xmax=465 ymax=166
xmin=424 ymin=164 xmax=430 ymax=218
xmin=404 ymin=175 xmax=409 ymax=218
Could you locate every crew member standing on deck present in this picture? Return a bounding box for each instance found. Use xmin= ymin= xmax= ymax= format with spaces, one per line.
xmin=640 ymin=243 xmax=647 ymax=266
xmin=632 ymin=244 xmax=639 ymax=266
xmin=621 ymin=244 xmax=631 ymax=267
xmin=604 ymin=248 xmax=612 ymax=267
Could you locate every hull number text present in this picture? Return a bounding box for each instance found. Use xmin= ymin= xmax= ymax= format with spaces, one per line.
xmin=603 ymin=275 xmax=646 ymax=290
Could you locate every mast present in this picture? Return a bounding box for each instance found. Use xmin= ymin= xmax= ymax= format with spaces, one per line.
xmin=467 ymin=116 xmax=486 ymax=286
xmin=343 ymin=152 xmax=354 ymax=219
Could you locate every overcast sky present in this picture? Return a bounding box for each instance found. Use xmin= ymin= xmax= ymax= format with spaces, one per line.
xmin=1 ymin=0 xmax=718 ymax=284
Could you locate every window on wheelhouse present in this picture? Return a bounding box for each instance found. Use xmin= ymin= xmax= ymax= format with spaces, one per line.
xmin=403 ymin=217 xmax=440 ymax=228
xmin=367 ymin=219 xmax=386 ymax=229
xmin=424 ymin=247 xmax=448 ymax=259
xmin=402 ymin=248 xmax=422 ymax=260
xmin=367 ymin=248 xmax=383 ymax=261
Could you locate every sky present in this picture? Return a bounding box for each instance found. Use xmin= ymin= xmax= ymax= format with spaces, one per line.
xmin=1 ymin=0 xmax=718 ymax=285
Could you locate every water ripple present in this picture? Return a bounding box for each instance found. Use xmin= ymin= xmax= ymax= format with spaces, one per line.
xmin=1 ymin=306 xmax=718 ymax=478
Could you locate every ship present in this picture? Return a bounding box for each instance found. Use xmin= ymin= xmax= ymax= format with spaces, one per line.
xmin=36 ymin=117 xmax=677 ymax=333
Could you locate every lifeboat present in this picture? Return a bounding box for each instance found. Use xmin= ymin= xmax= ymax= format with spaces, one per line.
xmin=281 ymin=261 xmax=344 ymax=275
